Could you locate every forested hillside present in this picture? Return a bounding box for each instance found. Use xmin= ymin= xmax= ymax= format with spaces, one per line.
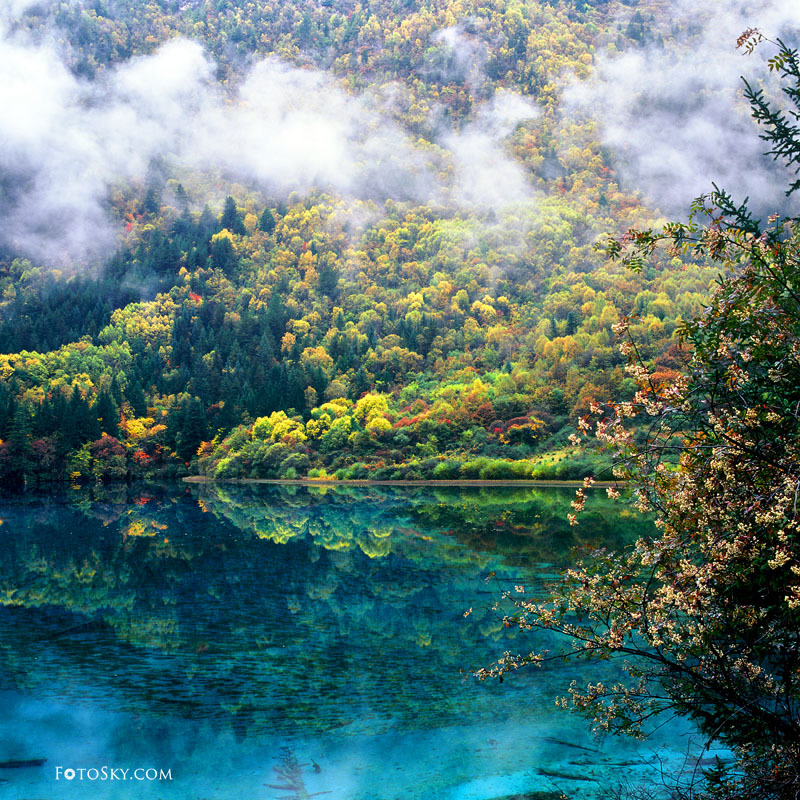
xmin=0 ymin=0 xmax=782 ymax=484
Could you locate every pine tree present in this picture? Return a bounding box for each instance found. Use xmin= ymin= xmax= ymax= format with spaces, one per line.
xmin=126 ymin=381 xmax=148 ymax=418
xmin=93 ymin=390 xmax=119 ymax=437
xmin=175 ymin=398 xmax=208 ymax=462
xmin=66 ymin=390 xmax=100 ymax=448
xmin=220 ymin=196 xmax=246 ymax=235
xmin=210 ymin=235 xmax=237 ymax=274
xmin=317 ymin=260 xmax=339 ymax=298
xmin=258 ymin=207 xmax=276 ymax=234
xmin=8 ymin=406 xmax=33 ymax=484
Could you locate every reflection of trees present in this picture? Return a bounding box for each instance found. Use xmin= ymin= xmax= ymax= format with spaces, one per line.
xmin=0 ymin=485 xmax=652 ymax=738
xmin=197 ymin=484 xmax=406 ymax=558
xmin=403 ymin=485 xmax=650 ymax=566
xmin=194 ymin=483 xmax=651 ymax=567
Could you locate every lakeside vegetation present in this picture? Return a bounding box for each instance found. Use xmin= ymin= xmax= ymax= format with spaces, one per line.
xmin=0 ymin=0 xmax=715 ymax=486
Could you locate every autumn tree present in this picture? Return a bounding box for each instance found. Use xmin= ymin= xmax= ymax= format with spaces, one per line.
xmin=478 ymin=37 xmax=800 ymax=800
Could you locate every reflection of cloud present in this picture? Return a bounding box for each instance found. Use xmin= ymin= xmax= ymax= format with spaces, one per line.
xmin=562 ymin=1 xmax=800 ymax=216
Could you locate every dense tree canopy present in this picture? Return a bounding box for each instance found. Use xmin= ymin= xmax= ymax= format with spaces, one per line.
xmin=0 ymin=0 xmax=734 ymax=484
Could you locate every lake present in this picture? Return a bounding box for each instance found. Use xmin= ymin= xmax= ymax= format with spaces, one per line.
xmin=0 ymin=483 xmax=719 ymax=799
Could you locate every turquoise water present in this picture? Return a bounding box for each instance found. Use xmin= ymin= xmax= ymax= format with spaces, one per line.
xmin=0 ymin=484 xmax=719 ymax=799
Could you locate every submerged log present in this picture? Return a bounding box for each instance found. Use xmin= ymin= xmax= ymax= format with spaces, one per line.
xmin=536 ymin=767 xmax=597 ymax=782
xmin=0 ymin=759 xmax=47 ymax=769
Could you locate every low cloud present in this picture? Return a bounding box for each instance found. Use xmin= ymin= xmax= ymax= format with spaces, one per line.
xmin=429 ymin=24 xmax=488 ymax=88
xmin=0 ymin=36 xmax=217 ymax=264
xmin=563 ymin=1 xmax=800 ymax=217
xmin=444 ymin=90 xmax=539 ymax=209
xmin=0 ymin=9 xmax=538 ymax=266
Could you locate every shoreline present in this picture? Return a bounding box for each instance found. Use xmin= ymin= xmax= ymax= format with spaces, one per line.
xmin=183 ymin=476 xmax=619 ymax=488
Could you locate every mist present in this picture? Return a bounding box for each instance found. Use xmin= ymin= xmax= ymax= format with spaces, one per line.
xmin=444 ymin=90 xmax=540 ymax=209
xmin=563 ymin=0 xmax=800 ymax=218
xmin=429 ymin=24 xmax=488 ymax=88
xmin=0 ymin=6 xmax=538 ymax=267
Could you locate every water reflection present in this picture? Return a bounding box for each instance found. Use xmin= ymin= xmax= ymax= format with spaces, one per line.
xmin=0 ymin=484 xmax=703 ymax=799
